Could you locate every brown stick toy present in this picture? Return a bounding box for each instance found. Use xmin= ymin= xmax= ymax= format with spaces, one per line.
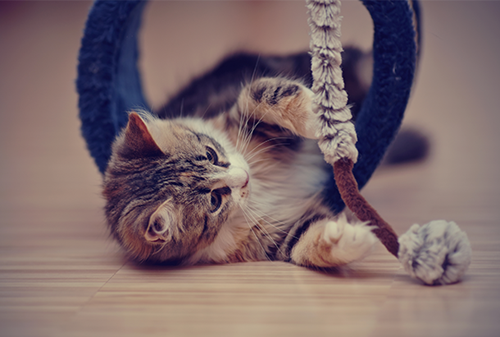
xmin=333 ymin=157 xmax=399 ymax=257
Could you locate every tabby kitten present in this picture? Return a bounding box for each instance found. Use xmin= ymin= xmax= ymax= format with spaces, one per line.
xmin=103 ymin=77 xmax=377 ymax=267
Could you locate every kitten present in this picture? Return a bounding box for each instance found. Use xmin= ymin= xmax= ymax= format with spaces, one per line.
xmin=103 ymin=76 xmax=377 ymax=268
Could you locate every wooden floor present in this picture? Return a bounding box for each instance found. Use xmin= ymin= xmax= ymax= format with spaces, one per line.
xmin=1 ymin=1 xmax=500 ymax=336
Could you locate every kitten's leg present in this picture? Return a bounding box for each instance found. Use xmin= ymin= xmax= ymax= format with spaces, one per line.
xmin=289 ymin=213 xmax=378 ymax=268
xmin=235 ymin=78 xmax=320 ymax=139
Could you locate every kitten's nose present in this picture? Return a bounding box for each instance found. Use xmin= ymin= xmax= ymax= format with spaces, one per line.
xmin=226 ymin=167 xmax=249 ymax=189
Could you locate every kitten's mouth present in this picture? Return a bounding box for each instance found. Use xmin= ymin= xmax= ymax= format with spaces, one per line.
xmin=144 ymin=228 xmax=166 ymax=243
xmin=242 ymin=173 xmax=249 ymax=189
xmin=148 ymin=238 xmax=165 ymax=244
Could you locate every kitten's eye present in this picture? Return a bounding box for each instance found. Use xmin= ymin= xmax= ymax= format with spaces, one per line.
xmin=206 ymin=147 xmax=218 ymax=165
xmin=209 ymin=190 xmax=222 ymax=213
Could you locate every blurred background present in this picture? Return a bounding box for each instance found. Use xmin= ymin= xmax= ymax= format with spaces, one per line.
xmin=1 ymin=0 xmax=499 ymax=218
xmin=1 ymin=1 xmax=499 ymax=336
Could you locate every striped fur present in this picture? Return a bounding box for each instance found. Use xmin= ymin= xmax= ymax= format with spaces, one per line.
xmin=103 ymin=77 xmax=377 ymax=267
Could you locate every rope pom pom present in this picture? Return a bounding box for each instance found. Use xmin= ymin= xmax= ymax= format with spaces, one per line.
xmin=398 ymin=220 xmax=472 ymax=285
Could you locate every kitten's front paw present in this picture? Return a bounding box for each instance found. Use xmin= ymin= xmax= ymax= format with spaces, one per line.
xmin=323 ymin=214 xmax=377 ymax=265
xmin=245 ymin=78 xmax=321 ymax=139
xmin=249 ymin=78 xmax=301 ymax=106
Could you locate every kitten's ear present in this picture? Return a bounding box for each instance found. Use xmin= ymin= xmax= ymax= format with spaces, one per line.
xmin=121 ymin=112 xmax=164 ymax=159
xmin=145 ymin=200 xmax=176 ymax=243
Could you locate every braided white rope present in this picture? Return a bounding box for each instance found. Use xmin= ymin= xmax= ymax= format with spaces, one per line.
xmin=307 ymin=0 xmax=358 ymax=164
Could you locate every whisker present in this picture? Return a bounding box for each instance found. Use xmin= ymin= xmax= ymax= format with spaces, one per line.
xmin=236 ymin=94 xmax=268 ymax=156
xmin=241 ymin=208 xmax=272 ymax=261
xmin=243 ymin=206 xmax=284 ymax=257
xmin=179 ymin=99 xmax=184 ymax=118
xmin=249 ymin=54 xmax=261 ymax=86
xmin=239 ymin=106 xmax=256 ymax=154
xmin=235 ymin=90 xmax=255 ymax=153
xmin=241 ymin=104 xmax=273 ymax=155
xmin=199 ymin=101 xmax=213 ymax=119
xmin=246 ymin=158 xmax=269 ymax=168
xmin=151 ymin=241 xmax=168 ymax=256
xmin=245 ymin=139 xmax=290 ymax=162
xmin=245 ymin=205 xmax=299 ymax=241
xmin=235 ymin=98 xmax=246 ymax=151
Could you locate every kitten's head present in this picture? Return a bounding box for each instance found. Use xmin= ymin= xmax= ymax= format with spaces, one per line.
xmin=103 ymin=112 xmax=250 ymax=263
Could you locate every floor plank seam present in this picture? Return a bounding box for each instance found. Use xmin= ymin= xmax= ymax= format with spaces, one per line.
xmin=55 ymin=260 xmax=127 ymax=334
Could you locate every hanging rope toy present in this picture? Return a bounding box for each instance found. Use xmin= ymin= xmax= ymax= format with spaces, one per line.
xmin=307 ymin=0 xmax=471 ymax=285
